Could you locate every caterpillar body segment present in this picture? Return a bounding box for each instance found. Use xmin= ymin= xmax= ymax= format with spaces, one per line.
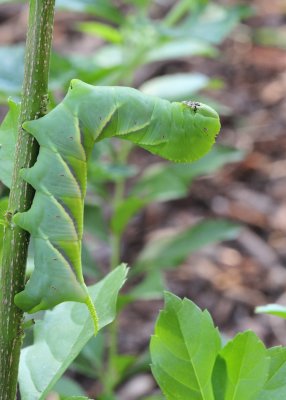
xmin=13 ymin=80 xmax=220 ymax=330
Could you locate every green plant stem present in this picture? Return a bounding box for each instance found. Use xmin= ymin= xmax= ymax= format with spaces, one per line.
xmin=110 ymin=179 xmax=125 ymax=271
xmin=164 ymin=0 xmax=193 ymax=27
xmin=103 ymin=142 xmax=133 ymax=396
xmin=0 ymin=1 xmax=55 ymax=399
xmin=110 ymin=141 xmax=133 ymax=270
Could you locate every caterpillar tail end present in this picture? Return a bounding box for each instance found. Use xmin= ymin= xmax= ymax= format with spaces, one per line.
xmin=85 ymin=293 xmax=99 ymax=336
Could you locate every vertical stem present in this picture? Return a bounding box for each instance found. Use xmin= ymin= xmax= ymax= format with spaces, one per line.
xmin=164 ymin=0 xmax=193 ymax=27
xmin=0 ymin=1 xmax=55 ymax=399
xmin=110 ymin=178 xmax=125 ymax=271
xmin=103 ymin=142 xmax=133 ymax=396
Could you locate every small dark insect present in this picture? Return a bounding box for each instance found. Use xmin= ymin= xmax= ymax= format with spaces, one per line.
xmin=182 ymin=100 xmax=201 ymax=112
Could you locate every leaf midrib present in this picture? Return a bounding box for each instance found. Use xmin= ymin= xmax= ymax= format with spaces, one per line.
xmin=173 ymin=305 xmax=210 ymax=400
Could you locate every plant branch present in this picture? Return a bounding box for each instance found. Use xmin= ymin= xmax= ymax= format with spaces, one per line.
xmin=0 ymin=1 xmax=55 ymax=399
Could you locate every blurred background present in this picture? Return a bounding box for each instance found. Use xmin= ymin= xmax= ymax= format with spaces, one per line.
xmin=0 ymin=0 xmax=286 ymax=399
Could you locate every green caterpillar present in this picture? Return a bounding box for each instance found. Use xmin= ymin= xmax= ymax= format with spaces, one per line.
xmin=13 ymin=80 xmax=220 ymax=332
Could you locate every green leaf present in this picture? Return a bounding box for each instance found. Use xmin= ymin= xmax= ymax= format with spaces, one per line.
xmin=255 ymin=304 xmax=286 ymax=319
xmin=119 ymin=269 xmax=166 ymax=309
xmin=0 ymin=99 xmax=20 ymax=187
xmin=131 ymin=162 xmax=190 ymax=203
xmin=212 ymin=331 xmax=269 ymax=400
xmin=178 ymin=4 xmax=252 ymax=45
xmin=150 ymin=292 xmax=221 ymax=399
xmin=0 ymin=45 xmax=24 ymax=98
xmin=49 ymin=52 xmax=79 ymax=91
xmin=72 ymin=333 xmax=104 ymax=378
xmin=131 ymin=145 xmax=245 ymax=203
xmin=129 ymin=269 xmax=165 ymax=300
xmin=111 ymin=196 xmax=146 ymax=236
xmin=140 ymin=73 xmax=210 ymax=101
xmin=18 ymin=265 xmax=128 ymax=400
xmin=92 ymin=45 xmax=122 ymax=69
xmin=257 ymin=347 xmax=286 ymax=400
xmin=50 ymin=376 xmax=86 ymax=397
xmin=134 ymin=219 xmax=241 ymax=273
xmin=0 ymin=197 xmax=8 ymax=217
xmin=84 ymin=202 xmax=108 ymax=242
xmin=56 ymin=0 xmax=123 ymax=23
xmin=78 ymin=22 xmax=123 ymax=43
xmin=112 ymin=354 xmax=137 ymax=378
xmin=163 ymin=0 xmax=207 ymax=27
xmin=82 ymin=242 xmax=101 ymax=279
xmin=147 ymin=39 xmax=216 ymax=63
xmin=88 ymin=160 xmax=137 ymax=183
xmin=0 ymin=45 xmax=104 ymax=100
xmin=182 ymin=144 xmax=245 ymax=177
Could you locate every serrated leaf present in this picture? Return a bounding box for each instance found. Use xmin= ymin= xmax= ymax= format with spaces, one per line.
xmin=0 ymin=99 xmax=20 ymax=187
xmin=257 ymin=346 xmax=286 ymax=400
xmin=150 ymin=292 xmax=221 ymax=400
xmin=134 ymin=219 xmax=241 ymax=273
xmin=212 ymin=331 xmax=269 ymax=400
xmin=19 ymin=265 xmax=128 ymax=400
xmin=255 ymin=304 xmax=286 ymax=319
